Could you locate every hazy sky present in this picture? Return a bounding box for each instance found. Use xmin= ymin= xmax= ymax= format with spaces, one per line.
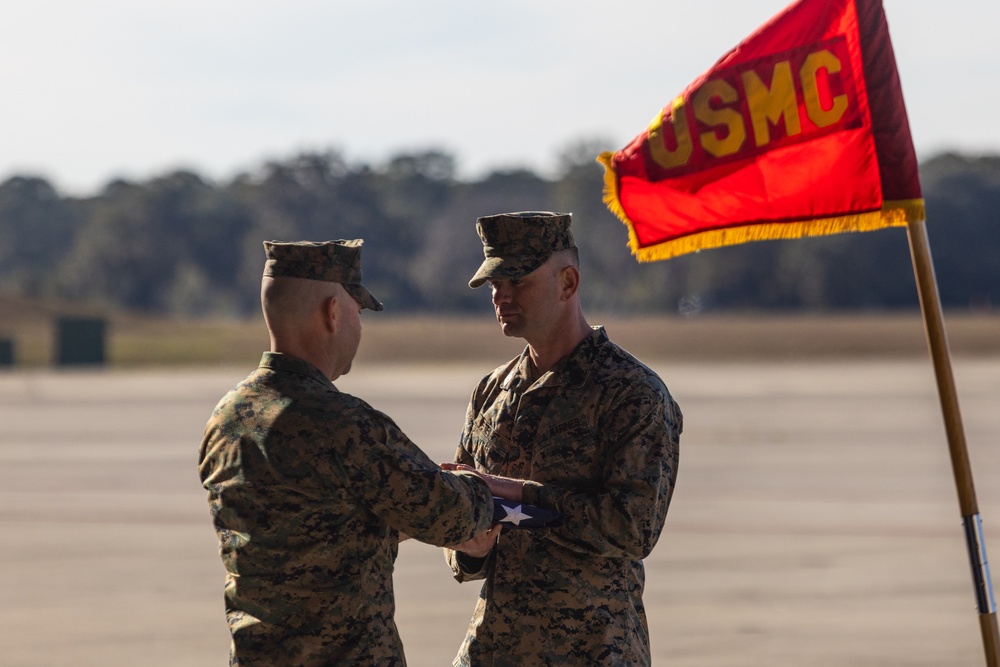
xmin=1 ymin=0 xmax=996 ymax=195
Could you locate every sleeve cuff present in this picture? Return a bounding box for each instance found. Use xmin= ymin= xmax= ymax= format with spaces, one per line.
xmin=519 ymin=479 xmax=545 ymax=506
xmin=456 ymin=551 xmax=489 ymax=576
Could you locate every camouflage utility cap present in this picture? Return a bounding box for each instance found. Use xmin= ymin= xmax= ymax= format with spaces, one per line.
xmin=263 ymin=240 xmax=384 ymax=311
xmin=469 ymin=211 xmax=575 ymax=288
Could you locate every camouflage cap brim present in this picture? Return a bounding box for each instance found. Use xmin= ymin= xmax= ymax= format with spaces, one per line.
xmin=468 ymin=255 xmax=548 ymax=289
xmin=343 ymin=283 xmax=384 ymax=312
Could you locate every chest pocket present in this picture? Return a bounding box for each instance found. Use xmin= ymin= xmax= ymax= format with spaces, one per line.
xmin=529 ymin=416 xmax=601 ymax=486
xmin=465 ymin=416 xmax=518 ymax=475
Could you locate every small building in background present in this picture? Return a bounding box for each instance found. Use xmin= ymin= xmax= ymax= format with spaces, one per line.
xmin=56 ymin=317 xmax=106 ymax=366
xmin=0 ymin=338 xmax=13 ymax=367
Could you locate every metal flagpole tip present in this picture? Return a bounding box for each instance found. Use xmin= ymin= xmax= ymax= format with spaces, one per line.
xmin=492 ymin=497 xmax=564 ymax=529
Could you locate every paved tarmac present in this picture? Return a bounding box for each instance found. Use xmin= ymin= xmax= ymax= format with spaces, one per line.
xmin=1 ymin=357 xmax=998 ymax=666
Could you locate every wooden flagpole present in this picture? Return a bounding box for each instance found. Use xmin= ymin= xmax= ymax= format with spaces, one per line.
xmin=906 ymin=219 xmax=1000 ymax=666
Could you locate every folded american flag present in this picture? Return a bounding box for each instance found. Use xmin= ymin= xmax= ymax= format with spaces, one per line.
xmin=492 ymin=497 xmax=564 ymax=529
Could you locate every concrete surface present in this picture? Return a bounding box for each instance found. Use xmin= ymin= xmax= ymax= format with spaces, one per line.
xmin=1 ymin=357 xmax=998 ymax=665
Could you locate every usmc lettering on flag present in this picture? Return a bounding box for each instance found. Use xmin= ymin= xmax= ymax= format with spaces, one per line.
xmin=645 ymin=36 xmax=861 ymax=179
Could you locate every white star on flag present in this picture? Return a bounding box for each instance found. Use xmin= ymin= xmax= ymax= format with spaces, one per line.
xmin=500 ymin=504 xmax=532 ymax=526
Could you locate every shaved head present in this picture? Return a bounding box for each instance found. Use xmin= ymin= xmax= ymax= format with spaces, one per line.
xmin=549 ymin=247 xmax=579 ymax=273
xmin=262 ymin=276 xmax=341 ymax=335
xmin=260 ymin=276 xmax=362 ymax=380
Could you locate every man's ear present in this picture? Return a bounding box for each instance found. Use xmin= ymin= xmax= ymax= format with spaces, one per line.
xmin=559 ymin=265 xmax=580 ymax=301
xmin=322 ymin=295 xmax=339 ymax=333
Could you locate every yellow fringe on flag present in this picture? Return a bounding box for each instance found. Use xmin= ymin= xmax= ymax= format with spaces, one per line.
xmin=597 ymin=152 xmax=926 ymax=263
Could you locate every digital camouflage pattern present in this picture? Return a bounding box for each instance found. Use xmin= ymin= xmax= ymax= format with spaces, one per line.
xmin=447 ymin=327 xmax=682 ymax=667
xmin=262 ymin=239 xmax=383 ymax=311
xmin=199 ymin=352 xmax=494 ymax=666
xmin=468 ymin=212 xmax=575 ymax=288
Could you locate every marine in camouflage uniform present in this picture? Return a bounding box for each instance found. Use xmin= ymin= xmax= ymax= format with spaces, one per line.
xmin=200 ymin=240 xmax=495 ymax=666
xmin=446 ymin=213 xmax=682 ymax=666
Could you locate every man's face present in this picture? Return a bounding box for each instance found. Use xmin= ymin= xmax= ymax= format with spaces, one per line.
xmin=487 ymin=259 xmax=561 ymax=340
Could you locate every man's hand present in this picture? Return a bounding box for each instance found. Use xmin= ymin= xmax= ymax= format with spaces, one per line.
xmin=453 ymin=524 xmax=502 ymax=558
xmin=441 ymin=462 xmax=524 ymax=502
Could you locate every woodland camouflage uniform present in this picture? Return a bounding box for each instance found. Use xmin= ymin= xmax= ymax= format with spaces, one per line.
xmin=199 ymin=240 xmax=494 ymax=666
xmin=448 ymin=212 xmax=683 ymax=666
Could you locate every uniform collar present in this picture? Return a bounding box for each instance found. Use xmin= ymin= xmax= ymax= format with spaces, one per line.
xmin=501 ymin=326 xmax=606 ymax=391
xmin=258 ymin=351 xmax=337 ymax=390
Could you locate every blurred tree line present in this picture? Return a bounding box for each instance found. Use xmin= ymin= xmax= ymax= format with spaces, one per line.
xmin=0 ymin=145 xmax=996 ymax=317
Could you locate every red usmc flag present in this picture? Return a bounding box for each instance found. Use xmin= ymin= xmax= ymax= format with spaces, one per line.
xmin=599 ymin=0 xmax=924 ymax=262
